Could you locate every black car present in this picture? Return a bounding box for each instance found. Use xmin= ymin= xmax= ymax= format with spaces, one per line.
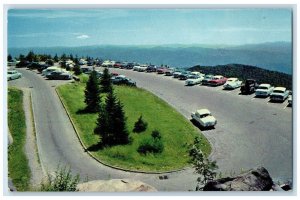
xmin=46 ymin=71 xmax=72 ymax=80
xmin=111 ymin=76 xmax=136 ymax=86
xmin=240 ymin=79 xmax=259 ymax=94
xmin=16 ymin=60 xmax=30 ymax=68
xmin=125 ymin=62 xmax=135 ymax=69
xmin=146 ymin=65 xmax=157 ymax=72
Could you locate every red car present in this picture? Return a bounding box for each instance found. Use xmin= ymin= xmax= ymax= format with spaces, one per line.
xmin=113 ymin=62 xmax=122 ymax=68
xmin=208 ymin=75 xmax=227 ymax=86
xmin=157 ymin=68 xmax=168 ymax=74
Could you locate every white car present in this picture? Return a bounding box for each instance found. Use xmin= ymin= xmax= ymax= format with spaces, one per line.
xmin=288 ymin=95 xmax=292 ymax=106
xmin=42 ymin=66 xmax=62 ymax=76
xmin=137 ymin=65 xmax=148 ymax=72
xmin=223 ymin=78 xmax=242 ymax=89
xmin=101 ymin=60 xmax=114 ymax=67
xmin=185 ymin=75 xmax=204 ymax=86
xmin=133 ymin=64 xmax=141 ymax=71
xmin=191 ymin=109 xmax=217 ymax=128
xmin=270 ymin=87 xmax=289 ymax=102
xmin=7 ymin=70 xmax=22 ymax=81
xmin=255 ymin=84 xmax=274 ymax=97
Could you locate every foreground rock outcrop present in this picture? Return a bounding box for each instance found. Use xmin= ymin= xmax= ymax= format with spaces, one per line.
xmin=76 ymin=179 xmax=157 ymax=192
xmin=203 ymin=167 xmax=274 ymax=191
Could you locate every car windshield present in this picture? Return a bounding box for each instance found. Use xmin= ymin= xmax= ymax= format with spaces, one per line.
xmin=258 ymin=86 xmax=268 ymax=90
xmin=273 ymin=90 xmax=284 ymax=93
xmin=212 ymin=77 xmax=220 ymax=80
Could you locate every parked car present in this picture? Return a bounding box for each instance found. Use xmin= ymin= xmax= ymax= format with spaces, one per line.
xmin=157 ymin=68 xmax=168 ymax=74
xmin=178 ymin=72 xmax=191 ymax=80
xmin=209 ymin=75 xmax=227 ymax=86
xmin=191 ymin=108 xmax=217 ymax=128
xmin=101 ymin=60 xmax=114 ymax=67
xmin=173 ymin=71 xmax=182 ymax=78
xmin=46 ymin=71 xmax=72 ymax=80
xmin=120 ymin=62 xmax=128 ymax=69
xmin=16 ymin=60 xmax=30 ymax=68
xmin=137 ymin=65 xmax=148 ymax=72
xmin=7 ymin=70 xmax=22 ymax=81
xmin=240 ymin=79 xmax=259 ymax=94
xmin=146 ymin=65 xmax=157 ymax=72
xmin=255 ymin=84 xmax=274 ymax=97
xmin=27 ymin=62 xmax=49 ymax=71
xmin=111 ymin=75 xmax=136 ymax=86
xmin=288 ymin=95 xmax=292 ymax=106
xmin=42 ymin=67 xmax=63 ymax=76
xmin=185 ymin=75 xmax=204 ymax=86
xmin=165 ymin=68 xmax=175 ymax=76
xmin=201 ymin=74 xmax=214 ymax=85
xmin=125 ymin=62 xmax=135 ymax=69
xmin=223 ymin=78 xmax=242 ymax=89
xmin=270 ymin=87 xmax=289 ymax=102
xmin=133 ymin=64 xmax=141 ymax=71
xmin=113 ymin=61 xmax=122 ymax=68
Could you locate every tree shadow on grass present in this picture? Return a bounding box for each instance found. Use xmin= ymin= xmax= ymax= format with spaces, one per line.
xmin=86 ymin=142 xmax=103 ymax=152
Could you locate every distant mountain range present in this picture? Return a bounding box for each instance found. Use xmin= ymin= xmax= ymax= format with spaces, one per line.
xmin=8 ymin=42 xmax=292 ymax=74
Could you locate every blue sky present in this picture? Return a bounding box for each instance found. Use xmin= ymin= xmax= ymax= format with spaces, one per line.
xmin=8 ymin=9 xmax=292 ymax=47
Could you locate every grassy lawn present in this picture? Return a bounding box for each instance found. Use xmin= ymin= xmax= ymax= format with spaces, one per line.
xmin=57 ymin=82 xmax=211 ymax=172
xmin=8 ymin=87 xmax=31 ymax=191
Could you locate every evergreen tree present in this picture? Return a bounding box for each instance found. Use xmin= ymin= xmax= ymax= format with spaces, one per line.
xmin=7 ymin=54 xmax=13 ymax=61
xmin=100 ymin=68 xmax=112 ymax=93
xmin=84 ymin=70 xmax=101 ymax=112
xmin=94 ymin=88 xmax=130 ymax=146
xmin=73 ymin=65 xmax=82 ymax=75
xmin=133 ymin=115 xmax=148 ymax=133
xmin=54 ymin=54 xmax=59 ymax=62
xmin=26 ymin=51 xmax=35 ymax=62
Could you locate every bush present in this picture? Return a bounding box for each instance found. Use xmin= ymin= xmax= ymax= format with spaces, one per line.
xmin=133 ymin=115 xmax=148 ymax=133
xmin=40 ymin=166 xmax=80 ymax=191
xmin=137 ymin=130 xmax=164 ymax=154
xmin=73 ymin=65 xmax=82 ymax=75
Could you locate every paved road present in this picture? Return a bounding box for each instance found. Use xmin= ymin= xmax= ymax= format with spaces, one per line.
xmin=8 ymin=68 xmax=200 ymax=191
xmin=109 ymin=68 xmax=293 ymax=183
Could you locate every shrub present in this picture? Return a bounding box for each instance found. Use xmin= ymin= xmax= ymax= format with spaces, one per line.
xmin=73 ymin=65 xmax=82 ymax=75
xmin=137 ymin=130 xmax=164 ymax=154
xmin=133 ymin=115 xmax=148 ymax=133
xmin=40 ymin=166 xmax=80 ymax=191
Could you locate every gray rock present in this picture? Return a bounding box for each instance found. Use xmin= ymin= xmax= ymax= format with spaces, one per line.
xmin=203 ymin=167 xmax=274 ymax=191
xmin=76 ymin=179 xmax=157 ymax=192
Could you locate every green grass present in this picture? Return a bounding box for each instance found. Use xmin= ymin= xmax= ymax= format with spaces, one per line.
xmin=57 ymin=82 xmax=211 ymax=172
xmin=8 ymin=87 xmax=31 ymax=191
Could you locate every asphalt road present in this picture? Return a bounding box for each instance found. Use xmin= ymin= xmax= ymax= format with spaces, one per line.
xmin=109 ymin=68 xmax=293 ymax=183
xmin=8 ymin=68 xmax=201 ymax=191
xmin=8 ymin=67 xmax=293 ymax=191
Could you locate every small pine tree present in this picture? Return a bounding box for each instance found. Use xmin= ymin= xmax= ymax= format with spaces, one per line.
xmin=73 ymin=65 xmax=82 ymax=75
xmin=54 ymin=54 xmax=59 ymax=62
xmin=100 ymin=68 xmax=112 ymax=93
xmin=7 ymin=54 xmax=13 ymax=62
xmin=84 ymin=70 xmax=101 ymax=112
xmin=94 ymin=88 xmax=130 ymax=146
xmin=133 ymin=115 xmax=148 ymax=133
xmin=189 ymin=137 xmax=218 ymax=191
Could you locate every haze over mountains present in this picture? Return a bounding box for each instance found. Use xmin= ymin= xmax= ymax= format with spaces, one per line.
xmin=8 ymin=42 xmax=292 ymax=74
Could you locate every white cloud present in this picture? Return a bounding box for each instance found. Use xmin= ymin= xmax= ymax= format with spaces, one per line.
xmin=76 ymin=34 xmax=90 ymax=39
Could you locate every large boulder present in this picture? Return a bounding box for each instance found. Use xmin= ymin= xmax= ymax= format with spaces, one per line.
xmin=76 ymin=179 xmax=157 ymax=192
xmin=203 ymin=167 xmax=274 ymax=191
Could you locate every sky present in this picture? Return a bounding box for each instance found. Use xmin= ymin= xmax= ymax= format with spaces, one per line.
xmin=7 ymin=8 xmax=292 ymax=48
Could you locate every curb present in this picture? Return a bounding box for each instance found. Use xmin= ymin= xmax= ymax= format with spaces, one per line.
xmin=55 ymin=87 xmax=186 ymax=174
xmin=29 ymin=91 xmax=46 ymax=177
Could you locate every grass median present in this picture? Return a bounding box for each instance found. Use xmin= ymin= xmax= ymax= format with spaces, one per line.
xmin=8 ymin=87 xmax=31 ymax=191
xmin=57 ymin=81 xmax=211 ymax=172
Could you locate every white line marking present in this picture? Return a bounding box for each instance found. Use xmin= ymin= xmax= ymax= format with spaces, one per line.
xmin=283 ymin=104 xmax=288 ymax=109
xmin=251 ymin=97 xmax=256 ymax=101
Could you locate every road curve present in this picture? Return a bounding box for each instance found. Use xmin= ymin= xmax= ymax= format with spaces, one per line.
xmin=8 ymin=68 xmax=201 ymax=191
xmin=109 ymin=68 xmax=293 ymax=183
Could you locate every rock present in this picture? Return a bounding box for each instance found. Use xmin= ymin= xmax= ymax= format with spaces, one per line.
xmin=203 ymin=167 xmax=274 ymax=191
xmin=76 ymin=179 xmax=157 ymax=192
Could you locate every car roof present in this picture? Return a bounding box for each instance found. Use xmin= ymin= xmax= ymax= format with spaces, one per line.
xmin=213 ymin=75 xmax=223 ymax=78
xmin=196 ymin=109 xmax=211 ymax=115
xmin=273 ymin=87 xmax=286 ymax=91
xmin=259 ymin=83 xmax=271 ymax=87
xmin=227 ymin=77 xmax=238 ymax=81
